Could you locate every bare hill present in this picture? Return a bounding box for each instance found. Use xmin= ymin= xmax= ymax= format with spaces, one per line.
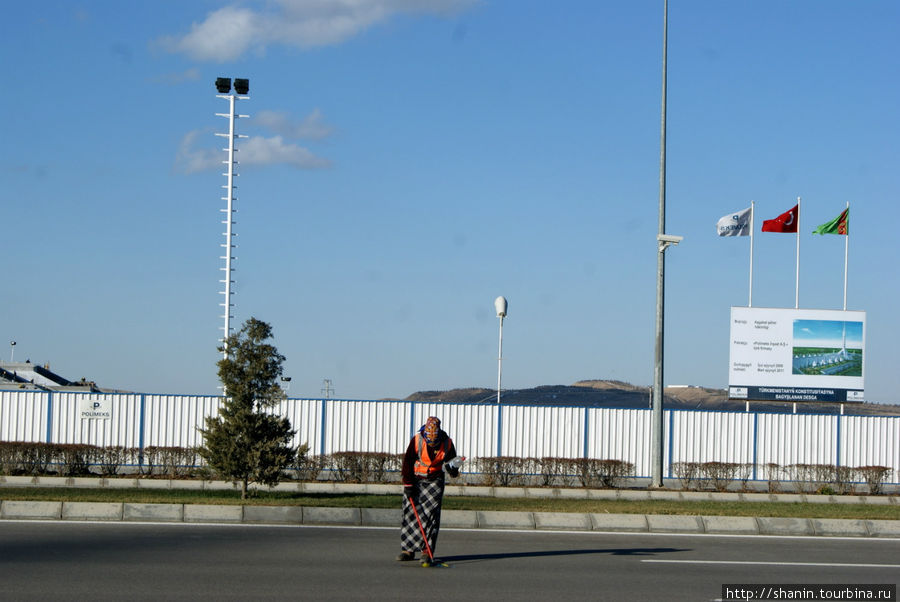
xmin=398 ymin=380 xmax=900 ymax=416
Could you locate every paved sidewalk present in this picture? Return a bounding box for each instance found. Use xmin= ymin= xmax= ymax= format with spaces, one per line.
xmin=2 ymin=476 xmax=898 ymax=538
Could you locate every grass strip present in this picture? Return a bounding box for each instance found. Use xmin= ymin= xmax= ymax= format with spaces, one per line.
xmin=1 ymin=487 xmax=898 ymax=521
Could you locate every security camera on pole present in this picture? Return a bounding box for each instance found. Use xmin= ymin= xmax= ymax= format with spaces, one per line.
xmin=494 ymin=296 xmax=508 ymax=404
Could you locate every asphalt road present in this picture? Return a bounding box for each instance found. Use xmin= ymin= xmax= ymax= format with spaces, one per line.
xmin=1 ymin=522 xmax=897 ymax=601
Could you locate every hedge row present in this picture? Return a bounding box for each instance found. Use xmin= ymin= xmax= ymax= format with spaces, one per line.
xmin=0 ymin=442 xmax=201 ymax=477
xmin=0 ymin=442 xmax=399 ymax=482
xmin=298 ymin=454 xmax=636 ymax=488
xmin=672 ymin=461 xmax=893 ymax=495
xmin=0 ymin=442 xmax=893 ymax=493
xmin=0 ymin=444 xmax=635 ymax=488
xmin=474 ymin=457 xmax=635 ymax=489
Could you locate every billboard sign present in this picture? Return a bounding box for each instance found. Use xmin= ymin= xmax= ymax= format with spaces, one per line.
xmin=728 ymin=307 xmax=865 ymax=402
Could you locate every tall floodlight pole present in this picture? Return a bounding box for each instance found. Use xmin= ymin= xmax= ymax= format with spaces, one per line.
xmin=651 ymin=0 xmax=670 ymax=489
xmin=214 ymin=77 xmax=250 ymax=359
xmin=494 ymin=296 xmax=508 ymax=404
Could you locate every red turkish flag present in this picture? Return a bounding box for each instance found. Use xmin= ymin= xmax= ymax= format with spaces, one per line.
xmin=761 ymin=204 xmax=799 ymax=233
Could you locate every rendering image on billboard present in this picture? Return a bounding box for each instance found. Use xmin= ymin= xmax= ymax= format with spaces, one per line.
xmin=792 ymin=319 xmax=863 ymax=377
xmin=728 ymin=307 xmax=866 ymax=403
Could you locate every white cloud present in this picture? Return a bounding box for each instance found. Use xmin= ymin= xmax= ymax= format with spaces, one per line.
xmin=255 ymin=109 xmax=334 ymax=140
xmin=160 ymin=0 xmax=477 ymax=62
xmin=175 ymin=129 xmax=330 ymax=174
xmin=176 ymin=130 xmax=222 ymax=174
xmin=240 ymin=135 xmax=332 ymax=169
xmin=160 ymin=6 xmax=261 ymax=62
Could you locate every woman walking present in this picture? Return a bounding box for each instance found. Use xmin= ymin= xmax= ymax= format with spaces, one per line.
xmin=397 ymin=416 xmax=460 ymax=565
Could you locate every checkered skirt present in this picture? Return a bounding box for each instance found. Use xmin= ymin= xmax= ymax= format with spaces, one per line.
xmin=400 ymin=477 xmax=445 ymax=555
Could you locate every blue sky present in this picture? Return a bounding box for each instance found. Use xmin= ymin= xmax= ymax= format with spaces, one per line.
xmin=3 ymin=1 xmax=898 ymax=403
xmin=793 ymin=321 xmax=864 ymax=349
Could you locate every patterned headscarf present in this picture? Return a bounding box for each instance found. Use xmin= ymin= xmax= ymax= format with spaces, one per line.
xmin=420 ymin=416 xmax=441 ymax=445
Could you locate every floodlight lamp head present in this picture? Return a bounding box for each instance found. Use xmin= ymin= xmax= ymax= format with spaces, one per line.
xmin=494 ymin=296 xmax=508 ymax=318
xmin=215 ymin=77 xmax=232 ymax=93
xmin=233 ymin=78 xmax=249 ymax=95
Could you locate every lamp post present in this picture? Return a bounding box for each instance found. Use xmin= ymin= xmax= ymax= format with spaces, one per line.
xmin=651 ymin=0 xmax=685 ymax=489
xmin=215 ymin=77 xmax=250 ymax=360
xmin=9 ymin=341 xmax=15 ymax=362
xmin=651 ymin=0 xmax=670 ymax=489
xmin=494 ymin=296 xmax=507 ymax=404
xmin=653 ymin=233 xmax=683 ymax=482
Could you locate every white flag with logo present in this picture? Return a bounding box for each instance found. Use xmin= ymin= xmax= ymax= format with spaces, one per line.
xmin=716 ymin=206 xmax=752 ymax=237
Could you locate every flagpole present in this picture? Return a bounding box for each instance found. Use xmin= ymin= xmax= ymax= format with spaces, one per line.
xmin=795 ymin=196 xmax=801 ymax=309
xmin=843 ymin=201 xmax=849 ymax=310
xmin=749 ymin=201 xmax=754 ymax=307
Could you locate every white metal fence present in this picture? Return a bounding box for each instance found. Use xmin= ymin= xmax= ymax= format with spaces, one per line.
xmin=1 ymin=390 xmax=897 ymax=483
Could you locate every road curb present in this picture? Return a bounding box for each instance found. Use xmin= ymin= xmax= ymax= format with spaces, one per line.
xmin=1 ymin=500 xmax=62 ymax=520
xmin=646 ymin=514 xmax=704 ymax=534
xmin=3 ymin=477 xmax=899 ymax=538
xmin=590 ymin=513 xmax=649 ymax=532
xmin=700 ymin=515 xmax=759 ymax=535
xmin=124 ymin=503 xmax=183 ymax=522
xmin=1 ymin=500 xmax=898 ymax=537
xmin=184 ymin=504 xmax=243 ymax=523
xmin=242 ymin=505 xmax=302 ymax=524
xmin=63 ymin=502 xmax=123 ymax=521
xmin=2 ymin=476 xmax=898 ymax=505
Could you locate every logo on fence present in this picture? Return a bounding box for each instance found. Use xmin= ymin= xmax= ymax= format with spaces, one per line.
xmin=80 ymin=398 xmax=112 ymax=420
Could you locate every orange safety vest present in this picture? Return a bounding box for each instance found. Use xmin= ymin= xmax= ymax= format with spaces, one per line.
xmin=414 ymin=433 xmax=450 ymax=477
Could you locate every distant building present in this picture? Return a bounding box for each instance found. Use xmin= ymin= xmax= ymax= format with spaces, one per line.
xmin=0 ymin=360 xmax=121 ymax=393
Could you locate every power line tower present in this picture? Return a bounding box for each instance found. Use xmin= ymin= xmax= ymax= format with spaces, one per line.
xmin=321 ymin=379 xmax=334 ymax=399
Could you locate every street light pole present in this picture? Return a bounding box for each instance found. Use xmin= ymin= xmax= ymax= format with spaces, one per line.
xmin=651 ymin=0 xmax=668 ymax=489
xmin=494 ymin=296 xmax=508 ymax=404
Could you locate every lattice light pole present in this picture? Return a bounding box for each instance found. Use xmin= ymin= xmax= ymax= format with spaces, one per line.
xmin=214 ymin=77 xmax=249 ymax=358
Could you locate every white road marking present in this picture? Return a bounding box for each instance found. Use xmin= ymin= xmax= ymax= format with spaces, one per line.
xmin=642 ymin=559 xmax=900 ymax=569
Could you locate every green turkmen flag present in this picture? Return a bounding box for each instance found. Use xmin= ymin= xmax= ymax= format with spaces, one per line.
xmin=813 ymin=208 xmax=849 ymax=235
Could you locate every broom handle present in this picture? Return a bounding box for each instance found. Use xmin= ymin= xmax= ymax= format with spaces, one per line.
xmin=409 ymin=496 xmax=434 ymax=561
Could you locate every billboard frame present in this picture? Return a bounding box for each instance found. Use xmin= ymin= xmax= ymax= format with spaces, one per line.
xmin=728 ymin=306 xmax=865 ymax=403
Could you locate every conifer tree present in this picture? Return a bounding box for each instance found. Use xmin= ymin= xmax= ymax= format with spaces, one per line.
xmin=199 ymin=317 xmax=295 ymax=499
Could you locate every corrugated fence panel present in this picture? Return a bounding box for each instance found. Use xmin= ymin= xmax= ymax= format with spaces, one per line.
xmin=50 ymin=393 xmax=142 ymax=448
xmin=413 ymin=402 xmax=497 ymax=460
xmin=324 ymin=400 xmax=410 ymax=454
xmin=1 ymin=390 xmax=898 ymax=484
xmin=756 ymin=413 xmax=838 ymax=467
xmin=670 ymin=410 xmax=754 ymax=465
xmin=841 ymin=415 xmax=900 ymax=482
xmin=276 ymin=398 xmax=323 ymax=454
xmin=0 ymin=390 xmax=47 ymax=442
xmin=587 ymin=408 xmax=651 ymax=477
xmin=144 ymin=395 xmax=221 ymax=448
xmin=500 ymin=405 xmax=583 ymax=459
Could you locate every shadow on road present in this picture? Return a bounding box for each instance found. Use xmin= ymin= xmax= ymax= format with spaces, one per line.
xmin=441 ymin=547 xmax=689 ymax=564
